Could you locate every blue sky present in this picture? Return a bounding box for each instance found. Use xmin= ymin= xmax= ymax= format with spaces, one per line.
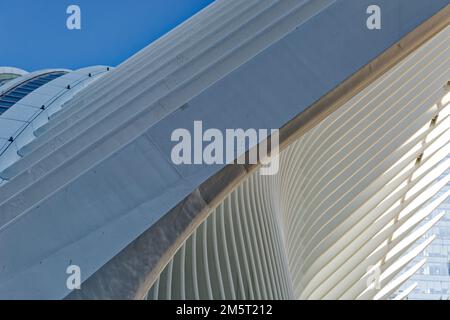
xmin=0 ymin=0 xmax=214 ymax=71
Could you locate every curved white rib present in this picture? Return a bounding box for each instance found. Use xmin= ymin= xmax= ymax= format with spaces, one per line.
xmin=0 ymin=67 xmax=111 ymax=187
xmin=393 ymin=282 xmax=418 ymax=300
xmin=148 ymin=26 xmax=450 ymax=300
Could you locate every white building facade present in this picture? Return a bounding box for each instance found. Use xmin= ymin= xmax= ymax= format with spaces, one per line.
xmin=0 ymin=0 xmax=449 ymax=300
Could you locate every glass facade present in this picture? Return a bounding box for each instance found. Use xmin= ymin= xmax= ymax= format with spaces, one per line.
xmin=0 ymin=71 xmax=67 ymax=115
xmin=397 ymin=166 xmax=450 ymax=300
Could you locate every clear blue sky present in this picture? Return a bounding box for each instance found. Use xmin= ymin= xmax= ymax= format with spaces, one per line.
xmin=0 ymin=0 xmax=214 ymax=71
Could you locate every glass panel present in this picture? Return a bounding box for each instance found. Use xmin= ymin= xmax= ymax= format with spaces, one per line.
xmin=0 ymin=71 xmax=68 ymax=115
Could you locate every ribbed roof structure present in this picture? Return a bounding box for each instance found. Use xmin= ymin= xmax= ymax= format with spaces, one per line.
xmin=0 ymin=0 xmax=448 ymax=299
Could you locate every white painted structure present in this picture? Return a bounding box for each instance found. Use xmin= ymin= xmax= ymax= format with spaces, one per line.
xmin=148 ymin=27 xmax=450 ymax=300
xmin=0 ymin=67 xmax=111 ymax=187
xmin=0 ymin=0 xmax=448 ymax=300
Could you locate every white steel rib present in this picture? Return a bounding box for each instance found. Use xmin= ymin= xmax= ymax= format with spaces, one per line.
xmin=147 ymin=26 xmax=450 ymax=300
xmin=0 ymin=0 xmax=448 ymax=300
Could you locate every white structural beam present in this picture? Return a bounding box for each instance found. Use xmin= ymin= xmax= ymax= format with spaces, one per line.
xmin=0 ymin=0 xmax=448 ymax=300
xmin=148 ymin=26 xmax=450 ymax=300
